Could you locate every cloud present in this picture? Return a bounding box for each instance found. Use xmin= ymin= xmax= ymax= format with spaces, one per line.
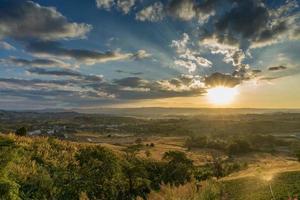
xmin=136 ymin=2 xmax=165 ymax=22
xmin=268 ymin=65 xmax=288 ymax=71
xmin=110 ymin=75 xmax=206 ymax=99
xmin=0 ymin=73 xmax=207 ymax=107
xmin=166 ymin=0 xmax=218 ymax=22
xmin=117 ymin=0 xmax=136 ymax=14
xmin=155 ymin=74 xmax=204 ymax=93
xmin=167 ymin=0 xmax=196 ymax=21
xmin=201 ymin=36 xmax=245 ymax=67
xmin=0 ymin=0 xmax=92 ymax=41
xmin=132 ymin=50 xmax=151 ymax=60
xmin=252 ymin=69 xmax=262 ymax=74
xmin=96 ymin=0 xmax=114 ymax=10
xmin=204 ymin=72 xmax=241 ymax=88
xmin=194 ymin=0 xmax=300 ymax=78
xmin=1 ymin=57 xmax=71 ymax=68
xmin=27 ymin=68 xmax=104 ymax=82
xmin=0 ymin=41 xmax=15 ymax=50
xmin=114 ymin=77 xmax=148 ymax=87
xmin=115 ymin=69 xmax=143 ymax=75
xmin=200 ymin=0 xmax=300 ymax=50
xmin=0 ymin=77 xmax=114 ymax=103
xmin=171 ymin=33 xmax=212 ymax=73
xmin=95 ymin=0 xmax=136 ymax=14
xmin=26 ymin=41 xmax=150 ymax=65
xmin=256 ymin=64 xmax=299 ymax=82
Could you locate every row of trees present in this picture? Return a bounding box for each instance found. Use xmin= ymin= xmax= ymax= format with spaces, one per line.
xmin=185 ymin=135 xmax=252 ymax=155
xmin=185 ymin=133 xmax=296 ymax=156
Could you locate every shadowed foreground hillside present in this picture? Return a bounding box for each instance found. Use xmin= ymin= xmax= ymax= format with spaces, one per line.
xmin=1 ymin=133 xmax=300 ymax=200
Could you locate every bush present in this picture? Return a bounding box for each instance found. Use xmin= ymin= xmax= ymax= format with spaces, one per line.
xmin=15 ymin=127 xmax=27 ymax=136
xmin=0 ymin=178 xmax=20 ymax=200
xmin=227 ymin=139 xmax=251 ymax=155
xmin=162 ymin=151 xmax=194 ymax=186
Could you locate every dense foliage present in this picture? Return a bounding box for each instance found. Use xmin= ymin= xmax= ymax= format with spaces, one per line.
xmin=0 ymin=134 xmax=197 ymax=200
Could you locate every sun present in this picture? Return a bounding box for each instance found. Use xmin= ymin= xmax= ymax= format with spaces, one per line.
xmin=207 ymin=86 xmax=238 ymax=105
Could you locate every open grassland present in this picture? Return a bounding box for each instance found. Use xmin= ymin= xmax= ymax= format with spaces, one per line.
xmin=222 ymin=171 xmax=300 ymax=200
xmin=146 ymin=170 xmax=300 ymax=200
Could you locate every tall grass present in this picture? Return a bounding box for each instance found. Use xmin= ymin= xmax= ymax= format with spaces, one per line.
xmin=144 ymin=180 xmax=222 ymax=200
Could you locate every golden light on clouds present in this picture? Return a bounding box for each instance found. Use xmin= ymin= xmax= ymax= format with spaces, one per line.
xmin=207 ymin=86 xmax=238 ymax=105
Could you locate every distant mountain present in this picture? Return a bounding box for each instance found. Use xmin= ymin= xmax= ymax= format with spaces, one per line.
xmin=74 ymin=107 xmax=300 ymax=117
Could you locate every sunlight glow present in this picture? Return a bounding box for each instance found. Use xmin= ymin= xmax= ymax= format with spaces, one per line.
xmin=207 ymin=86 xmax=238 ymax=105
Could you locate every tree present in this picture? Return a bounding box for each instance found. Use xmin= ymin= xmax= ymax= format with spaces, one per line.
xmin=15 ymin=127 xmax=27 ymax=136
xmin=75 ymin=146 xmax=125 ymax=200
xmin=228 ymin=139 xmax=251 ymax=155
xmin=162 ymin=151 xmax=194 ymax=186
xmin=121 ymin=158 xmax=151 ymax=200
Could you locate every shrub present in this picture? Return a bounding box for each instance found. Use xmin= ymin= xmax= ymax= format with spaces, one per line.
xmin=227 ymin=139 xmax=251 ymax=155
xmin=15 ymin=127 xmax=27 ymax=136
xmin=162 ymin=151 xmax=194 ymax=186
xmin=0 ymin=178 xmax=20 ymax=200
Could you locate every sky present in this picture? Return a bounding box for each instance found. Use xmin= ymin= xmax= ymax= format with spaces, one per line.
xmin=0 ymin=0 xmax=299 ymax=110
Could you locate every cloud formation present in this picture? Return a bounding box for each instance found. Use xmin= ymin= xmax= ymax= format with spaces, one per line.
xmin=27 ymin=68 xmax=104 ymax=82
xmin=96 ymin=0 xmax=137 ymax=14
xmin=136 ymin=2 xmax=165 ymax=22
xmin=268 ymin=66 xmax=288 ymax=71
xmin=1 ymin=57 xmax=71 ymax=68
xmin=200 ymin=0 xmax=300 ymax=50
xmin=204 ymin=72 xmax=240 ymax=88
xmin=171 ymin=33 xmax=212 ymax=73
xmin=0 ymin=0 xmax=92 ymax=41
xmin=26 ymin=41 xmax=150 ymax=65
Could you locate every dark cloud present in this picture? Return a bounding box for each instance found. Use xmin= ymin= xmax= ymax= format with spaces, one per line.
xmin=114 ymin=77 xmax=147 ymax=87
xmin=252 ymin=69 xmax=262 ymax=74
xmin=0 ymin=0 xmax=91 ymax=40
xmin=201 ymin=0 xmax=299 ymax=50
xmin=268 ymin=65 xmax=288 ymax=71
xmin=0 ymin=57 xmax=70 ymax=68
xmin=26 ymin=41 xmax=150 ymax=65
xmin=204 ymin=72 xmax=240 ymax=88
xmin=0 ymin=74 xmax=207 ymax=106
xmin=27 ymin=67 xmax=104 ymax=82
xmin=115 ymin=70 xmax=143 ymax=75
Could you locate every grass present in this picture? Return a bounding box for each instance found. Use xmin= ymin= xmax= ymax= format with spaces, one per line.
xmin=145 ymin=180 xmax=222 ymax=200
xmin=222 ymin=171 xmax=300 ymax=200
xmin=144 ymin=171 xmax=300 ymax=200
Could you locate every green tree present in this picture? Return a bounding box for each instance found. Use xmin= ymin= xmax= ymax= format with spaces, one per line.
xmin=121 ymin=158 xmax=151 ymax=200
xmin=162 ymin=151 xmax=194 ymax=186
xmin=15 ymin=127 xmax=27 ymax=136
xmin=228 ymin=139 xmax=251 ymax=155
xmin=75 ymin=146 xmax=125 ymax=200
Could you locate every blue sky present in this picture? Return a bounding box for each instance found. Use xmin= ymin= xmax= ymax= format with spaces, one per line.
xmin=0 ymin=0 xmax=299 ymax=109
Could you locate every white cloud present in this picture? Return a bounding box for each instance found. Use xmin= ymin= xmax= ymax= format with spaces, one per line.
xmin=171 ymin=33 xmax=212 ymax=73
xmin=201 ymin=36 xmax=245 ymax=67
xmin=117 ymin=0 xmax=136 ymax=14
xmin=95 ymin=0 xmax=137 ymax=14
xmin=136 ymin=2 xmax=165 ymax=22
xmin=96 ymin=0 xmax=114 ymax=10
